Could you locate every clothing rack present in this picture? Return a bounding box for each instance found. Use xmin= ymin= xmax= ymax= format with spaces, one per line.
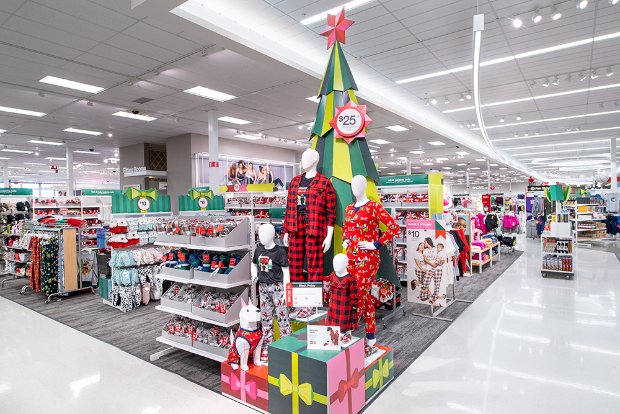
xmin=20 ymin=225 xmax=95 ymax=303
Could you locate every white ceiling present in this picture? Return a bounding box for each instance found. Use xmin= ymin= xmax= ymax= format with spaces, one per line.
xmin=4 ymin=0 xmax=616 ymax=188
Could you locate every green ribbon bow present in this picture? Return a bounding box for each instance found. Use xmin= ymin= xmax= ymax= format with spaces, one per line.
xmin=125 ymin=187 xmax=158 ymax=201
xmin=189 ymin=188 xmax=214 ymax=200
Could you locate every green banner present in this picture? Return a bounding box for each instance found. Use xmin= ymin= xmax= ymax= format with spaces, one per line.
xmin=0 ymin=188 xmax=33 ymax=196
xmin=380 ymin=174 xmax=429 ymax=186
xmin=112 ymin=188 xmax=170 ymax=214
xmin=178 ymin=194 xmax=224 ymax=211
xmin=81 ymin=189 xmax=121 ymax=196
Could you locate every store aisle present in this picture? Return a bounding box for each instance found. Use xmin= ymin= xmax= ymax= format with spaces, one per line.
xmin=366 ymin=238 xmax=620 ymax=414
xmin=0 ymin=296 xmax=253 ymax=414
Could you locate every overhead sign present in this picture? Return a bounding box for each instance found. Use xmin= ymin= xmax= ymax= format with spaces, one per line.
xmin=380 ymin=174 xmax=428 ymax=186
xmin=81 ymin=189 xmax=121 ymax=196
xmin=0 ymin=188 xmax=33 ymax=196
xmin=122 ymin=166 xmax=167 ymax=178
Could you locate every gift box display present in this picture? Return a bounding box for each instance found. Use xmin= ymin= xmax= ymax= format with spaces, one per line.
xmin=161 ymin=283 xmax=201 ymax=313
xmin=268 ymin=328 xmax=365 ymax=414
xmin=363 ymin=345 xmax=394 ymax=402
xmin=192 ymin=286 xmax=249 ymax=324
xmin=222 ymin=363 xmax=269 ymax=412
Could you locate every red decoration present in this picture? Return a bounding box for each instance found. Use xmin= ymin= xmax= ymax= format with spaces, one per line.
xmin=329 ymin=100 xmax=372 ymax=144
xmin=528 ymin=176 xmax=534 ymax=184
xmin=320 ymin=8 xmax=354 ymax=49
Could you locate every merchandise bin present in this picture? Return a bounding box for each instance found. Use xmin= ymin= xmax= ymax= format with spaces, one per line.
xmin=193 ymin=251 xmax=250 ymax=285
xmin=192 ymin=285 xmax=250 ymax=324
xmin=190 ymin=219 xmax=249 ymax=247
xmin=222 ymin=363 xmax=269 ymax=412
xmin=156 ymin=233 xmax=192 ymax=244
xmin=161 ymin=266 xmax=194 ymax=280
xmin=161 ymin=284 xmax=195 ymax=313
xmin=161 ymin=329 xmax=192 ymax=347
xmin=193 ymin=340 xmax=230 ymax=359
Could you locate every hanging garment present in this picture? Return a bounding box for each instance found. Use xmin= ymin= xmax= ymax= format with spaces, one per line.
xmin=28 ymin=236 xmax=42 ymax=292
xmin=40 ymin=238 xmax=59 ymax=295
xmin=325 ymin=272 xmax=359 ymax=332
xmin=283 ymin=172 xmax=336 ymax=282
xmin=343 ymin=201 xmax=399 ymax=336
xmin=484 ymin=214 xmax=499 ymax=231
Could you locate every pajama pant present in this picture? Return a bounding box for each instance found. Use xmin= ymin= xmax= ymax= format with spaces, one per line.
xmin=259 ymin=282 xmax=291 ymax=351
xmin=288 ymin=215 xmax=324 ymax=283
xmin=430 ymin=268 xmax=443 ymax=301
xmin=348 ymin=256 xmax=380 ymax=335
xmin=419 ymin=268 xmax=440 ymax=302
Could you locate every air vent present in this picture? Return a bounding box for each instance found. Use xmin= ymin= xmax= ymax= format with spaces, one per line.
xmin=132 ymin=97 xmax=153 ymax=104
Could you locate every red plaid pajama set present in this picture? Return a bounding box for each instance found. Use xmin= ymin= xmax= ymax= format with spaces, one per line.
xmin=343 ymin=201 xmax=399 ymax=336
xmin=284 ymin=172 xmax=336 ymax=283
xmin=325 ymin=271 xmax=359 ymax=332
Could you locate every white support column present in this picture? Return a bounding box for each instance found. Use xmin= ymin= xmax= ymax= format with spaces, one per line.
xmin=3 ymin=161 xmax=9 ymax=187
xmin=487 ymin=159 xmax=491 ymax=191
xmin=406 ymin=158 xmax=412 ymax=175
xmin=611 ymin=137 xmax=617 ymax=191
xmin=207 ymin=110 xmax=220 ymax=194
xmin=466 ymin=169 xmax=470 ymax=194
xmin=66 ymin=146 xmax=74 ymax=196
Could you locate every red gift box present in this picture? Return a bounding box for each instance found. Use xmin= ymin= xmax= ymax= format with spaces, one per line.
xmin=222 ymin=363 xmax=269 ymax=412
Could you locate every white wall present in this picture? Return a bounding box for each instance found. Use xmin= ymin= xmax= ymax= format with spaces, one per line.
xmin=191 ymin=133 xmax=298 ymax=164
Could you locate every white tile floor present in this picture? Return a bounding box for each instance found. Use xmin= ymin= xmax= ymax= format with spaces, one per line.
xmin=0 ymin=238 xmax=618 ymax=414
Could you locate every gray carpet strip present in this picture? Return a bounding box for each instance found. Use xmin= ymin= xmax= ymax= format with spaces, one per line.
xmin=0 ymin=249 xmax=522 ymax=398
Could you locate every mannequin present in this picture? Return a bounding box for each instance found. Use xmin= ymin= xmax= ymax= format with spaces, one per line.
xmin=343 ymin=175 xmax=399 ymax=353
xmin=283 ymin=149 xmax=336 ymax=318
xmin=325 ymin=254 xmax=358 ymax=343
xmin=252 ymin=224 xmax=291 ymax=362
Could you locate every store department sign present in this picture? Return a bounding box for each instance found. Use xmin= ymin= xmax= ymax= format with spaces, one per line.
xmin=81 ymin=189 xmax=121 ymax=196
xmin=122 ymin=166 xmax=167 ymax=177
xmin=0 ymin=188 xmax=33 ymax=196
xmin=380 ymin=174 xmax=428 ymax=186
xmin=123 ymin=166 xmax=146 ymax=175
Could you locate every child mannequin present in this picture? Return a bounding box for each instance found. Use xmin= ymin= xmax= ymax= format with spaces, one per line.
xmin=325 ymin=254 xmax=358 ymax=343
xmin=252 ymin=224 xmax=291 ymax=363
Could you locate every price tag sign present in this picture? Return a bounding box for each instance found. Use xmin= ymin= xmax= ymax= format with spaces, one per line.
xmin=137 ymin=197 xmax=150 ymax=212
xmin=288 ymin=282 xmax=323 ymax=307
xmin=197 ymin=197 xmax=209 ymax=209
xmin=335 ymin=107 xmax=364 ymax=137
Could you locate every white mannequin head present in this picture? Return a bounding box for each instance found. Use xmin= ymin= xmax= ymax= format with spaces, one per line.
xmin=333 ymin=253 xmax=349 ymax=277
xmin=258 ymin=224 xmax=276 ymax=249
xmin=301 ymin=149 xmax=320 ymax=172
xmin=351 ymin=175 xmax=367 ymax=199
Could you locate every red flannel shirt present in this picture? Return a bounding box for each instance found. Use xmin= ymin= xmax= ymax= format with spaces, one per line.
xmin=284 ymin=172 xmax=336 ymax=238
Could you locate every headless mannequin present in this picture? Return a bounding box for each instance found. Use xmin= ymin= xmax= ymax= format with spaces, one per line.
xmin=283 ymin=149 xmax=334 ymax=253
xmin=332 ymin=254 xmax=353 ymax=338
xmin=252 ymin=224 xmax=290 ymax=285
xmin=343 ymin=175 xmax=377 ymax=253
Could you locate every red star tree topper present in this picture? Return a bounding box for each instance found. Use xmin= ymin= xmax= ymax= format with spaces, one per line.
xmin=329 ymin=100 xmax=372 ymax=144
xmin=320 ymin=8 xmax=354 ymax=49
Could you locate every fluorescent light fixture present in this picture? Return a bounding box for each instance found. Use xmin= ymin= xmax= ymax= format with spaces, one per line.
xmin=184 ymin=86 xmax=235 ymax=101
xmin=428 ymin=141 xmax=445 ymax=146
xmin=478 ymin=109 xmax=620 ymax=130
xmin=430 ymin=98 xmax=438 ymax=105
xmin=493 ymin=126 xmax=620 ymax=142
xmin=457 ymin=163 xmax=466 ymax=166
xmin=470 ymin=167 xmax=481 ymax=170
xmin=423 ymin=162 xmax=433 ymax=165
xmin=300 ymin=0 xmax=374 ymax=25
xmin=476 ymin=158 xmax=486 ymax=161
xmin=306 ymin=96 xmax=321 ymax=103
xmin=490 ymin=163 xmax=498 ymax=166
xmin=0 ymin=157 xmax=10 ymax=160
xmin=46 ymin=157 xmax=66 ymax=161
xmin=218 ymin=116 xmax=251 ymax=125
xmin=74 ymin=150 xmax=101 ymax=154
xmin=0 ymin=106 xmax=46 ymax=117
xmin=27 ymin=139 xmax=63 ymax=146
xmin=504 ymin=138 xmax=609 ymax=151
xmin=410 ymin=150 xmax=425 ymax=154
xmin=385 ymin=125 xmax=408 ymax=132
xmin=512 ymin=146 xmax=609 ymax=157
xmin=456 ymin=151 xmax=469 ymax=155
xmin=80 ymin=162 xmax=101 ymax=166
xmin=370 ymin=139 xmax=391 ymax=145
xmin=39 ymin=76 xmax=105 ymax=94
xmin=443 ymin=167 xmax=452 ymax=170
xmin=396 ymin=31 xmax=620 ymax=84
xmin=234 ymin=133 xmax=261 ymax=140
xmin=112 ymin=111 xmax=157 ymax=122
xmin=0 ymin=129 xmax=6 ymax=133
xmin=612 ymin=0 xmax=620 ymax=5
xmin=532 ymin=10 xmax=543 ymax=23
xmin=369 ymin=149 xmax=377 ymax=153
xmin=436 ymin=157 xmax=449 ymax=161
xmin=63 ymin=127 xmax=103 ymax=136
xmin=500 ymin=167 xmax=508 ymax=170
xmin=1 ymin=149 xmax=32 ymax=154
xmin=607 ymin=67 xmax=614 ymax=77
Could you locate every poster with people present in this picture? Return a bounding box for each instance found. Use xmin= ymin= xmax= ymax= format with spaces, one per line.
xmin=406 ymin=219 xmax=452 ymax=308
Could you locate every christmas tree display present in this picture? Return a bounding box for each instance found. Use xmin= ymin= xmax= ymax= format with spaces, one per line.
xmin=310 ymin=9 xmax=398 ymax=284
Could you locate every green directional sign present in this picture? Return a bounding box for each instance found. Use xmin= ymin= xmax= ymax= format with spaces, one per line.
xmin=379 ymin=174 xmax=429 ymax=186
xmin=81 ymin=189 xmax=122 ymax=196
xmin=0 ymin=188 xmax=33 ymax=196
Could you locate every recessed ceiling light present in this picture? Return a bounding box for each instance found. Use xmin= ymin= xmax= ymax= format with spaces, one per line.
xmin=443 ymin=167 xmax=452 ymax=170
xmin=606 ymin=67 xmax=615 ymax=77
xmin=444 ymin=96 xmax=450 ymax=104
xmin=27 ymin=139 xmax=63 ymax=146
xmin=112 ymin=111 xmax=157 ymax=122
xmin=46 ymin=157 xmax=66 ymax=161
xmin=39 ymin=76 xmax=105 ymax=94
xmin=63 ymin=127 xmax=103 ymax=136
xmin=456 ymin=163 xmax=466 ymax=166
xmin=217 ymin=116 xmax=251 ymax=125
xmin=479 ymin=109 xmax=620 ymax=130
xmin=532 ymin=10 xmax=543 ymax=23
xmin=184 ymin=86 xmax=235 ymax=101
xmin=470 ymin=167 xmax=481 ymax=170
xmin=512 ymin=16 xmax=523 ymax=29
xmin=1 ymin=149 xmax=32 ymax=154
xmin=409 ymin=150 xmax=425 ymax=154
xmin=430 ymin=98 xmax=438 ymax=105
xmin=74 ymin=150 xmax=101 ymax=154
xmin=235 ymin=133 xmax=261 ymax=140
xmin=107 ymin=133 xmax=113 ymax=138
xmin=428 ymin=141 xmax=445 ymax=146
xmin=423 ymin=162 xmax=433 ymax=165
xmin=397 ymin=31 xmax=620 ymax=84
xmin=551 ymin=7 xmax=562 ymax=20
xmin=300 ymin=0 xmax=374 ymax=25
xmin=552 ymin=76 xmax=560 ymax=86
xmin=455 ymin=151 xmax=469 ymax=156
xmin=80 ymin=162 xmax=101 ymax=166
xmin=576 ymin=0 xmax=588 ymax=10
xmin=385 ymin=125 xmax=409 ymax=132
xmin=370 ymin=139 xmax=392 ymax=145
xmin=0 ymin=106 xmax=46 ymax=117
xmin=465 ymin=91 xmax=472 ymax=100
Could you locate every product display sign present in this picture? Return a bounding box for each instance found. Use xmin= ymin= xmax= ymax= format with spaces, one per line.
xmin=112 ymin=188 xmax=171 ymax=214
xmin=307 ymin=325 xmax=341 ymax=350
xmin=286 ymin=282 xmax=323 ymax=307
xmin=178 ymin=187 xmax=224 ymax=212
xmin=0 ymin=188 xmax=33 ymax=196
xmin=329 ymin=100 xmax=372 ymax=144
xmin=379 ymin=174 xmax=429 ymax=187
xmin=81 ymin=189 xmax=121 ymax=196
xmin=406 ymin=219 xmax=452 ymax=308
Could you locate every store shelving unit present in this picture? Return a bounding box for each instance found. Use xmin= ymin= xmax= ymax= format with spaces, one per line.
xmin=150 ymin=217 xmax=251 ymax=363
xmin=33 ymin=195 xmax=109 ymax=222
xmin=471 ymin=242 xmax=501 ymax=273
xmin=566 ymin=200 xmax=607 ymax=246
xmin=541 ymin=235 xmax=575 ymax=279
